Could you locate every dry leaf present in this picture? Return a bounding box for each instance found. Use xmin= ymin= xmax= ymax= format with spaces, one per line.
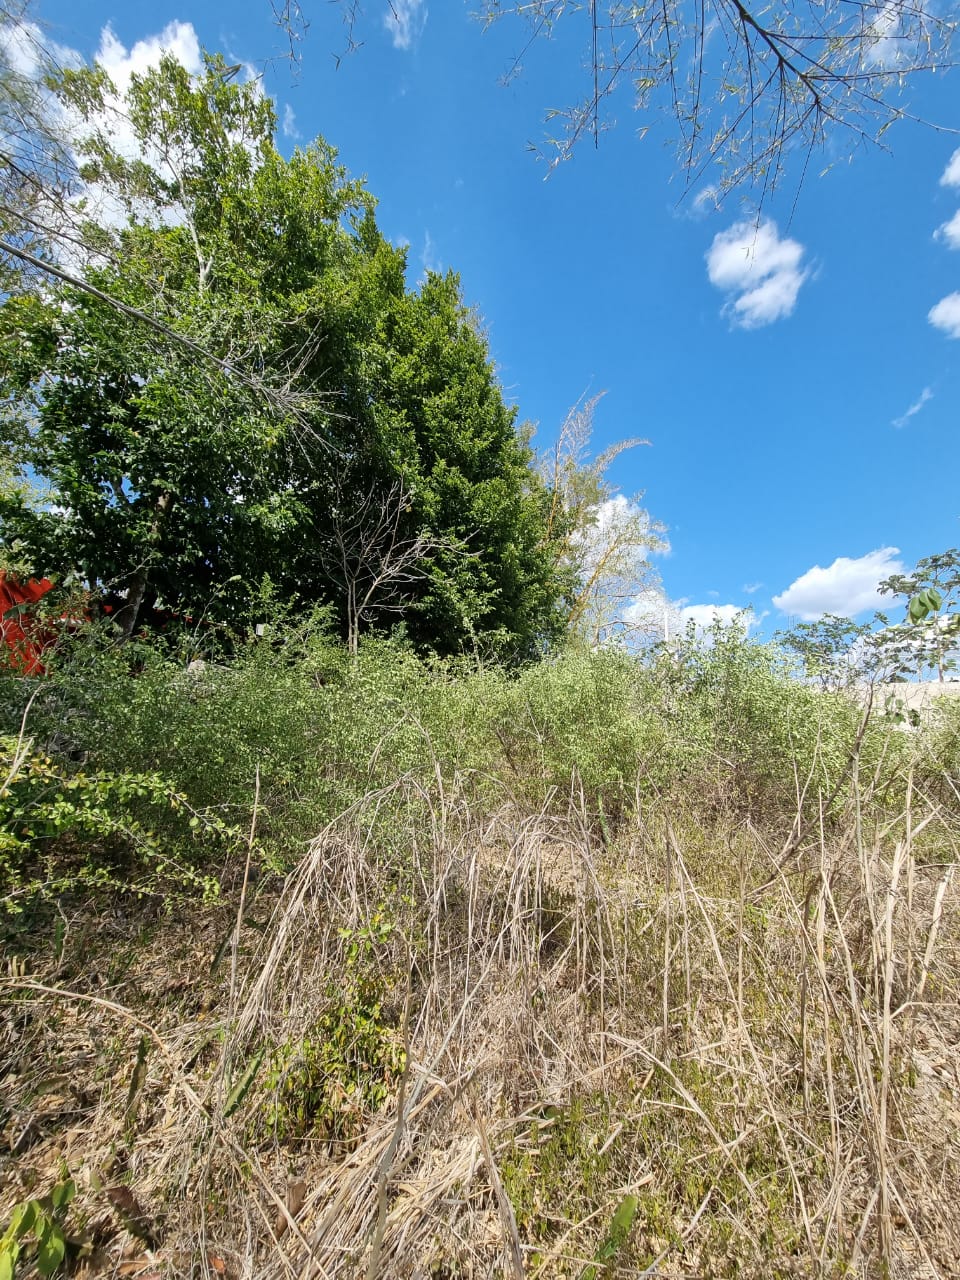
xmin=274 ymin=1178 xmax=307 ymax=1239
xmin=105 ymin=1186 xmax=159 ymax=1249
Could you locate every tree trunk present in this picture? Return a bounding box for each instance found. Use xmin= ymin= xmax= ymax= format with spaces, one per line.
xmin=114 ymin=568 xmax=148 ymax=638
xmin=114 ymin=491 xmax=174 ymax=638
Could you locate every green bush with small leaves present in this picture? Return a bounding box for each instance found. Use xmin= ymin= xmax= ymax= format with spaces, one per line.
xmin=0 ymin=608 xmax=921 ymax=908
xmin=0 ymin=732 xmax=233 ymax=914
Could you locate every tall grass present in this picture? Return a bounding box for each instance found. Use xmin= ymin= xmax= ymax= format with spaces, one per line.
xmin=1 ymin=624 xmax=959 ymax=1276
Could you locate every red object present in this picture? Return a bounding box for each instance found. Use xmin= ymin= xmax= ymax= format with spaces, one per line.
xmin=0 ymin=572 xmax=54 ymax=673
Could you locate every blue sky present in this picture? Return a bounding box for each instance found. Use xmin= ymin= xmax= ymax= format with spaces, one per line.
xmin=23 ymin=1 xmax=960 ymax=637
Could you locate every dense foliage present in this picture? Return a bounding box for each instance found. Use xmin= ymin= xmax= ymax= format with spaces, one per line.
xmin=6 ymin=612 xmax=955 ymax=917
xmin=0 ymin=53 xmax=571 ymax=660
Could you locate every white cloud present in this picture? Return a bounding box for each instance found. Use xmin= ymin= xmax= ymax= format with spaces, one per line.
xmin=0 ymin=19 xmax=78 ymax=77
xmin=0 ymin=18 xmax=206 ymax=263
xmin=64 ymin=23 xmax=206 ymax=238
xmin=621 ymin=588 xmax=678 ymax=641
xmin=95 ymin=21 xmax=203 ymax=95
xmin=384 ymin=0 xmax=427 ymax=51
xmin=622 ymin=592 xmax=753 ymax=643
xmin=929 ymin=292 xmax=960 ymax=338
xmin=282 ymin=103 xmax=300 ymax=139
xmin=582 ymin=495 xmax=662 ymax=549
xmin=862 ymin=3 xmax=901 ymax=68
xmin=773 ymin=548 xmax=904 ymax=620
xmin=892 ymin=386 xmax=933 ymax=428
xmin=691 ymin=184 xmax=720 ymax=216
xmin=935 ymin=209 xmax=960 ymax=249
xmin=706 ymin=217 xmax=808 ymax=328
xmin=420 ymin=229 xmax=441 ymax=274
xmin=680 ymin=603 xmax=755 ymax=634
xmin=0 ymin=20 xmax=41 ymax=76
xmin=0 ymin=20 xmax=62 ymax=78
xmin=573 ymin=496 xmax=666 ymax=582
xmin=742 ymin=581 xmax=763 ymax=595
xmin=941 ymin=147 xmax=960 ymax=188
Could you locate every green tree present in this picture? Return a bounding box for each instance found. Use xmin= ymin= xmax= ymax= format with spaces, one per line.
xmin=0 ymin=49 xmax=570 ymax=659
xmin=355 ymin=269 xmax=572 ymax=658
xmin=879 ymin=550 xmax=960 ymax=682
xmin=778 ymin=614 xmax=885 ymax=690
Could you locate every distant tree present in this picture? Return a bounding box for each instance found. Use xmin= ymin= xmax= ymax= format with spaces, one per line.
xmin=538 ymin=393 xmax=665 ymax=648
xmin=879 ymin=550 xmax=960 ymax=682
xmin=778 ymin=615 xmax=883 ymax=690
xmin=779 ymin=549 xmax=960 ymax=688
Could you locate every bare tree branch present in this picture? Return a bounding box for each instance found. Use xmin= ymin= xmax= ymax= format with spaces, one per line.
xmin=323 ymin=2 xmax=957 ymax=196
xmin=318 ymin=477 xmax=452 ymax=656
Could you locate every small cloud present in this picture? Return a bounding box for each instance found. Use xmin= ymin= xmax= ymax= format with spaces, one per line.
xmin=742 ymin=581 xmax=764 ymax=595
xmin=690 ymin=184 xmax=720 ymax=216
xmin=941 ymin=147 xmax=960 ymax=188
xmin=706 ymin=217 xmax=808 ymax=328
xmin=935 ymin=209 xmax=960 ymax=249
xmin=420 ymin=229 xmax=441 ymax=274
xmin=584 ymin=496 xmax=665 ymax=548
xmin=929 ymin=292 xmax=960 ymax=339
xmin=862 ymin=3 xmax=901 ymax=68
xmin=680 ymin=603 xmax=755 ymax=634
xmin=623 ymin=592 xmax=753 ymax=642
xmin=892 ymin=386 xmax=933 ymax=429
xmin=0 ymin=18 xmax=78 ymax=76
xmin=773 ymin=548 xmax=904 ymax=620
xmin=281 ymin=103 xmax=300 ymax=139
xmin=384 ymin=0 xmax=427 ymax=51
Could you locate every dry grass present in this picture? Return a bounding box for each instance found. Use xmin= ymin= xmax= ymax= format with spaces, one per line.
xmin=2 ymin=765 xmax=960 ymax=1278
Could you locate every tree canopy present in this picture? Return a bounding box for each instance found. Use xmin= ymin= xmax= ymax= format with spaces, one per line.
xmin=0 ymin=49 xmax=574 ymax=660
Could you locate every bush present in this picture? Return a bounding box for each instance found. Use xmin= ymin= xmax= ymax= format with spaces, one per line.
xmin=0 ymin=732 xmax=230 ymax=917
xmin=0 ymin=614 xmax=918 ymax=906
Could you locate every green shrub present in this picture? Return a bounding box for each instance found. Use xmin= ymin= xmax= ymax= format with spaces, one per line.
xmin=260 ymin=913 xmax=406 ymax=1145
xmin=0 ymin=614 xmax=918 ymax=899
xmin=0 ymin=732 xmax=232 ymax=915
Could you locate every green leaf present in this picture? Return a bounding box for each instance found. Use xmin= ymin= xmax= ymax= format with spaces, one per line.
xmin=124 ymin=1039 xmax=149 ymax=1127
xmin=35 ymin=1220 xmax=66 ymax=1276
xmin=49 ymin=1180 xmax=76 ymax=1212
xmin=908 ymin=592 xmax=931 ymax=623
xmin=0 ymin=1245 xmax=17 ymax=1280
xmin=223 ymin=1047 xmax=266 ymax=1118
xmin=11 ymin=1201 xmax=39 ymax=1239
xmin=908 ymin=586 xmax=944 ymax=622
xmin=581 ymin=1193 xmax=639 ymax=1278
xmin=209 ymin=929 xmax=233 ymax=978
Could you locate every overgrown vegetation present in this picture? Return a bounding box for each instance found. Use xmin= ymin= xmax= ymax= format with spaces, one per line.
xmin=0 ymin=19 xmax=959 ymax=1280
xmin=1 ymin=620 xmax=959 ymax=1277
